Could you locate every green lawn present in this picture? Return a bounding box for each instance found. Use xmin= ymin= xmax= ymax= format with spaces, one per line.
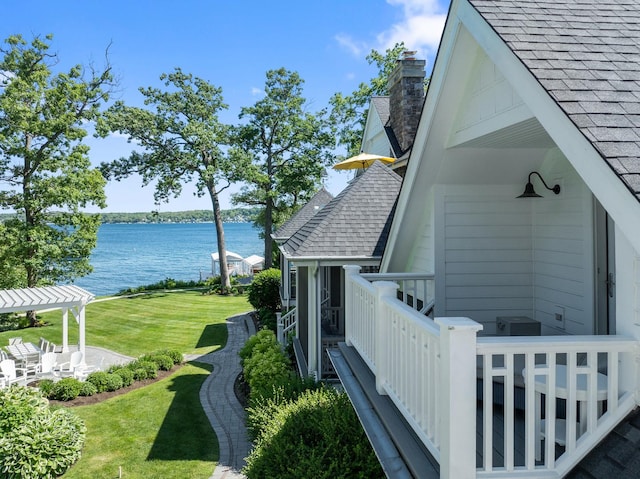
xmin=0 ymin=289 xmax=252 ymax=478
xmin=0 ymin=290 xmax=251 ymax=357
xmin=63 ymin=361 xmax=217 ymax=479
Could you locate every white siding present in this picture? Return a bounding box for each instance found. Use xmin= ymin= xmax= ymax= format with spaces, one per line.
xmin=532 ymin=159 xmax=594 ymax=336
xmin=409 ymin=190 xmax=434 ymax=274
xmin=440 ymin=188 xmax=533 ymax=334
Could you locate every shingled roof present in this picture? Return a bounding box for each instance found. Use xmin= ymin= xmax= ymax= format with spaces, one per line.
xmin=272 ymin=188 xmax=333 ymax=241
xmin=469 ymin=0 xmax=640 ymax=200
xmin=371 ymin=96 xmax=404 ymax=159
xmin=281 ymin=161 xmax=401 ymax=259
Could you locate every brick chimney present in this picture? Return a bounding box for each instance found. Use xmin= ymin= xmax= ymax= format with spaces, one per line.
xmin=388 ymin=51 xmax=426 ymax=153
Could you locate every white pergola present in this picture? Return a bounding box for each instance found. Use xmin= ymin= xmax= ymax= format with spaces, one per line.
xmin=0 ymin=285 xmax=94 ymax=357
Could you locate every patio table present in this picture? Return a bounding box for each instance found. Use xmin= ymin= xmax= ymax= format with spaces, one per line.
xmin=6 ymin=342 xmax=42 ymax=370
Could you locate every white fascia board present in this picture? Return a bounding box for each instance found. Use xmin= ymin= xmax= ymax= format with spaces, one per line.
xmin=456 ymin=0 xmax=640 ymax=254
xmin=381 ymin=0 xmax=464 ymax=271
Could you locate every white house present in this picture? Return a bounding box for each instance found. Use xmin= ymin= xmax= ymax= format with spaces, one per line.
xmin=331 ymin=1 xmax=640 ymax=478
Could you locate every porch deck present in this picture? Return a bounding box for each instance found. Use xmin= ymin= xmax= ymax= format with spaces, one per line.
xmin=332 ymin=343 xmax=570 ymax=478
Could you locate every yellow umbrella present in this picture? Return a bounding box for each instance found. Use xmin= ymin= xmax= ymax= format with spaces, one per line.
xmin=332 ymin=152 xmax=395 ymax=170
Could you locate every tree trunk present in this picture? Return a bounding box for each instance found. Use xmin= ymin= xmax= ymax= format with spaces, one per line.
xmin=207 ymin=183 xmax=231 ymax=293
xmin=264 ymin=195 xmax=274 ymax=269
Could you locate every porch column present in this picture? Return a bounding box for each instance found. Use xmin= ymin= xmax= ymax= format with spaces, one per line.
xmin=307 ymin=263 xmax=319 ymax=378
xmin=78 ymin=304 xmax=86 ymax=362
xmin=62 ymin=308 xmax=69 ymax=353
xmin=343 ymin=265 xmax=361 ymax=347
xmin=435 ymin=317 xmax=483 ymax=479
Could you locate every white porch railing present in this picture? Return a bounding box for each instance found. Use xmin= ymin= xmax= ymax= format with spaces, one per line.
xmin=276 ymin=307 xmax=298 ymax=345
xmin=343 ymin=265 xmax=640 ymax=479
xmin=361 ymin=271 xmax=434 ymax=314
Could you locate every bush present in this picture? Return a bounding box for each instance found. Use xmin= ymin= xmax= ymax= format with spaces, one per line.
xmin=86 ymin=371 xmax=110 ymax=393
xmin=105 ymin=373 xmax=124 ymax=392
xmin=38 ymin=379 xmax=55 ymax=398
xmin=50 ymin=378 xmax=82 ymax=401
xmin=141 ymin=353 xmax=174 ymax=371
xmin=241 ymin=329 xmax=291 ymax=400
xmin=240 ymin=329 xmax=279 ymax=363
xmin=0 ymin=405 xmax=85 ymax=478
xmin=155 ymin=348 xmax=183 ymax=365
xmin=246 ymin=375 xmax=320 ymax=441
xmin=132 ymin=368 xmax=148 ymax=381
xmin=79 ymin=381 xmax=97 ymax=397
xmin=114 ymin=367 xmax=135 ymax=387
xmin=0 ymin=386 xmax=49 ymax=434
xmin=257 ymin=307 xmax=277 ymax=332
xmin=244 ymin=387 xmax=382 ymax=479
xmin=247 ymin=268 xmax=281 ymax=312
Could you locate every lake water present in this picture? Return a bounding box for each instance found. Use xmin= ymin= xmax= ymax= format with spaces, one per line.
xmin=72 ymin=223 xmax=263 ymax=296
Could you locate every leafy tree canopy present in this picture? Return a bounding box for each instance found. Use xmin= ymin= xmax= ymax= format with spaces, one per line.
xmin=0 ymin=34 xmax=112 ymax=301
xmin=232 ymin=68 xmax=335 ymax=267
xmin=329 ymin=42 xmax=409 ymax=158
xmin=97 ymin=68 xmax=245 ymax=292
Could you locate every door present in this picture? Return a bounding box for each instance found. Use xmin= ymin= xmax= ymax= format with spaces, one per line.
xmin=595 ymin=200 xmax=615 ymax=334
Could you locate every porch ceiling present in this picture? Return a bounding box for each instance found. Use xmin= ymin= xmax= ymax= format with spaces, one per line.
xmin=453 ymin=117 xmax=556 ymax=149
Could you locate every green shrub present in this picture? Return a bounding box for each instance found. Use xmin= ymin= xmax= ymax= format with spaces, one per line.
xmin=244 ymin=388 xmax=382 ymax=479
xmin=38 ymin=379 xmax=55 ymax=398
xmin=247 ymin=268 xmax=281 ymax=312
xmin=247 ymin=375 xmax=320 ymax=440
xmin=50 ymin=378 xmax=83 ymax=401
xmin=132 ymin=368 xmax=148 ymax=381
xmin=114 ymin=367 xmax=134 ymax=387
xmin=79 ymin=381 xmax=97 ymax=397
xmin=257 ymin=307 xmax=277 ymax=332
xmin=86 ymin=371 xmax=110 ymax=393
xmin=240 ymin=329 xmax=279 ymax=363
xmin=0 ymin=388 xmax=85 ymax=478
xmin=0 ymin=386 xmax=48 ymax=433
xmin=155 ymin=348 xmax=183 ymax=365
xmin=141 ymin=353 xmax=174 ymax=371
xmin=105 ymin=373 xmax=124 ymax=392
xmin=136 ymin=360 xmax=159 ymax=379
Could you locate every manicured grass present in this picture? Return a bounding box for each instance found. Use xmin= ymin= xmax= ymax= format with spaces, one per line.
xmin=62 ymin=361 xmax=217 ymax=479
xmin=0 ymin=290 xmax=251 ymax=357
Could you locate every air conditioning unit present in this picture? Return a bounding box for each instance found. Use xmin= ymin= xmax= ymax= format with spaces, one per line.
xmin=496 ymin=316 xmax=541 ymax=336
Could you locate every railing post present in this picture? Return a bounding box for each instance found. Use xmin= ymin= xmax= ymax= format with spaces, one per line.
xmin=435 ymin=317 xmax=483 ymax=479
xmin=276 ymin=312 xmax=283 ymax=345
xmin=373 ymin=281 xmax=400 ymax=395
xmin=343 ymin=265 xmax=361 ymax=347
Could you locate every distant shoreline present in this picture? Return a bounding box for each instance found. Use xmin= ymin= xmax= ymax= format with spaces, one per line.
xmin=0 ymin=207 xmax=260 ymax=225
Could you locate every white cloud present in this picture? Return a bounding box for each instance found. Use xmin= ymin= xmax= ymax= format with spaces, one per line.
xmin=334 ymin=0 xmax=448 ymax=61
xmin=334 ymin=33 xmax=367 ymax=57
xmin=377 ymin=0 xmax=448 ymax=56
xmin=250 ymin=87 xmax=263 ymax=96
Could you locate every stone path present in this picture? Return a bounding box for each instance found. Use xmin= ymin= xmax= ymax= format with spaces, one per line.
xmin=185 ymin=312 xmax=254 ymax=479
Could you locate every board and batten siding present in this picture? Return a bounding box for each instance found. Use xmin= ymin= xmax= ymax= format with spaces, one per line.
xmin=436 ymin=186 xmax=534 ymax=335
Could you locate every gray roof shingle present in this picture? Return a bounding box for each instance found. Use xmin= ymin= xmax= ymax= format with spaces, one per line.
xmin=281 ymin=161 xmax=401 ymax=259
xmin=469 ymin=0 xmax=640 ymax=201
xmin=272 ymin=188 xmax=333 ymax=241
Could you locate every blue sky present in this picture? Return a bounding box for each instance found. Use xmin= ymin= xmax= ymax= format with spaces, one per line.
xmin=2 ymin=0 xmax=449 ymax=212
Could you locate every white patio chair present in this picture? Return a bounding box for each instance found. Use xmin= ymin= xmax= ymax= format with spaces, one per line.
xmin=0 ymin=359 xmax=28 ymax=387
xmin=36 ymin=352 xmax=58 ymax=379
xmin=55 ymin=351 xmax=83 ymax=378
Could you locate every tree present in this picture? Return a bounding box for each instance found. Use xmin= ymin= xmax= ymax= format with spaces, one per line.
xmin=329 ymin=43 xmax=410 ymax=157
xmin=0 ymin=34 xmax=112 ymax=325
xmin=97 ymin=68 xmax=243 ymax=293
xmin=232 ymin=68 xmax=335 ymax=268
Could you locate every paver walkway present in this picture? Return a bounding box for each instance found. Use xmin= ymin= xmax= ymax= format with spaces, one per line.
xmin=185 ymin=312 xmax=254 ymax=479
